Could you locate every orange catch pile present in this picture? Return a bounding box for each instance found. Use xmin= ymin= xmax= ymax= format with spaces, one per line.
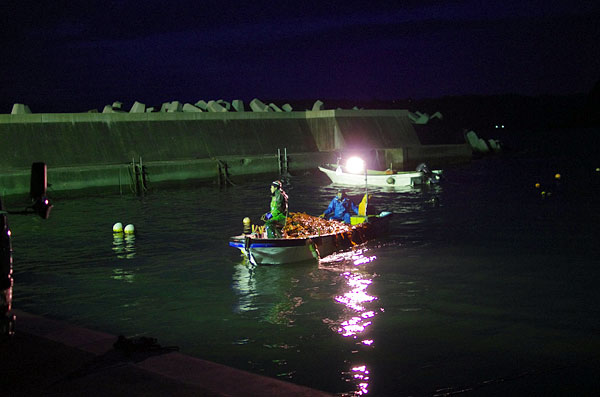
xmin=283 ymin=212 xmax=352 ymax=238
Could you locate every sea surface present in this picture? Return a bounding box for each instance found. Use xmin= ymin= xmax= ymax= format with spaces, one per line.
xmin=7 ymin=141 xmax=600 ymax=396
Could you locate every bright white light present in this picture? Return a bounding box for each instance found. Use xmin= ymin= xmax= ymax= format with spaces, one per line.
xmin=346 ymin=157 xmax=365 ymax=174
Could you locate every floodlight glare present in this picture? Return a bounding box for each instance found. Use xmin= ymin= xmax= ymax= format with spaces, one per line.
xmin=346 ymin=157 xmax=365 ymax=174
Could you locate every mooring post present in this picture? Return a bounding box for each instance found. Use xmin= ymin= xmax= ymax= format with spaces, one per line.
xmin=133 ymin=157 xmax=141 ymax=195
xmin=217 ymin=162 xmax=222 ymax=186
xmin=140 ymin=156 xmax=148 ymax=191
xmin=277 ymin=148 xmax=282 ymax=177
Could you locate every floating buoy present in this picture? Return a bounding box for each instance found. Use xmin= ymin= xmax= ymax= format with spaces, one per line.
xmin=113 ymin=222 xmax=123 ymax=233
xmin=554 ymin=173 xmax=561 ymax=180
xmin=534 ymin=182 xmax=540 ymax=188
xmin=124 ymin=224 xmax=135 ymax=234
xmin=243 ymin=217 xmax=251 ymax=234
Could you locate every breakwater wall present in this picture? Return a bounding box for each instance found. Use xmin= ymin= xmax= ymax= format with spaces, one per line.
xmin=0 ymin=109 xmax=471 ymax=198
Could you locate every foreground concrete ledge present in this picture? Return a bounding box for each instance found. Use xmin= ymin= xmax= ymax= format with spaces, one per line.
xmin=12 ymin=309 xmax=332 ymax=396
xmin=14 ymin=310 xmax=115 ymax=355
xmin=138 ymin=352 xmax=330 ymax=396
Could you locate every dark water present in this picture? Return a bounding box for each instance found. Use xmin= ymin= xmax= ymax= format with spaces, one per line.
xmin=7 ymin=148 xmax=600 ymax=396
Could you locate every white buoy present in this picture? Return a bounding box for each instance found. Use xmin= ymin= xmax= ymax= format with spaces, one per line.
xmin=124 ymin=224 xmax=135 ymax=234
xmin=113 ymin=222 xmax=123 ymax=233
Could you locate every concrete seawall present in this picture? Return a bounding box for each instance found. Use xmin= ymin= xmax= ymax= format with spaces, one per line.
xmin=0 ymin=109 xmax=471 ymax=198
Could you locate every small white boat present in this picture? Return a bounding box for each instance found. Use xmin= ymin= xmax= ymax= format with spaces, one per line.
xmin=318 ymin=164 xmax=442 ymax=187
xmin=229 ymin=212 xmax=392 ymax=265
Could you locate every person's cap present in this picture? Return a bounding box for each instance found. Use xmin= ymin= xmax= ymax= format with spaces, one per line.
xmin=337 ymin=188 xmax=345 ymax=194
xmin=271 ymin=180 xmax=282 ymax=188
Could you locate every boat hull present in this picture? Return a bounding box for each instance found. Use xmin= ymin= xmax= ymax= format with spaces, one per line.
xmin=318 ymin=164 xmax=441 ymax=187
xmin=229 ymin=213 xmax=391 ymax=265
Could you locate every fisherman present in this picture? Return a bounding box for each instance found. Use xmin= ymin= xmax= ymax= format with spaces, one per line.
xmin=320 ymin=189 xmax=359 ymax=224
xmin=261 ymin=180 xmax=288 ymax=238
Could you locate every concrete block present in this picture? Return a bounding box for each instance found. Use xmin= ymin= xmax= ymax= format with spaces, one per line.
xmin=11 ymin=103 xmax=32 ymax=114
xmin=183 ymin=103 xmax=202 ymax=112
xmin=216 ymin=99 xmax=231 ymax=110
xmin=167 ymin=101 xmax=182 ymax=112
xmin=231 ymin=100 xmax=245 ymax=112
xmin=431 ymin=111 xmax=443 ymax=120
xmin=160 ymin=102 xmax=170 ymax=112
xmin=195 ymin=100 xmax=208 ymax=110
xmin=250 ymin=98 xmax=268 ymax=112
xmin=130 ymin=101 xmax=146 ymax=113
xmin=465 ymin=130 xmax=479 ymax=148
xmin=146 ymin=107 xmax=155 ymax=113
xmin=281 ymin=103 xmax=292 ymax=112
xmin=488 ymin=139 xmax=501 ymax=153
xmin=102 ymin=105 xmax=116 ymax=113
xmin=410 ymin=111 xmax=429 ymax=124
xmin=268 ymin=103 xmax=283 ymax=112
xmin=477 ymin=138 xmax=490 ymax=153
xmin=206 ymin=100 xmax=227 ymax=112
xmin=112 ymin=101 xmax=123 ymax=109
xmin=312 ymin=100 xmax=324 ymax=111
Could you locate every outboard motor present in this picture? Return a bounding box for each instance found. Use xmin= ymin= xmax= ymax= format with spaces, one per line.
xmin=416 ymin=163 xmax=441 ymax=184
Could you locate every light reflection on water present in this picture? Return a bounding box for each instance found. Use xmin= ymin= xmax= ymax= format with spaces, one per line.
xmin=319 ymin=248 xmax=379 ymax=395
xmin=112 ymin=233 xmax=136 ymax=260
xmin=231 ymin=262 xmax=256 ymax=313
xmin=232 ymin=245 xmax=381 ymax=395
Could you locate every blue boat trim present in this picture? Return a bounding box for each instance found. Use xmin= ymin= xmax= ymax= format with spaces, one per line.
xmin=229 ymin=242 xmax=280 ymax=248
xmin=229 ymin=238 xmax=309 ymax=248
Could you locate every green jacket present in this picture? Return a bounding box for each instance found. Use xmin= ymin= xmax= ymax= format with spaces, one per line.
xmin=269 ymin=189 xmax=287 ymax=222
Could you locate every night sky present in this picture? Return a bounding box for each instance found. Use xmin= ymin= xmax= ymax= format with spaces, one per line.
xmin=2 ymin=0 xmax=599 ymax=112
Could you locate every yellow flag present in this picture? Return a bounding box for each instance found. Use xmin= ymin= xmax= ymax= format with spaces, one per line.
xmin=358 ymin=194 xmax=371 ymax=216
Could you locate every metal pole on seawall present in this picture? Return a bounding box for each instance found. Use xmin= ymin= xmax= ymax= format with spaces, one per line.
xmin=277 ymin=148 xmax=282 ymax=177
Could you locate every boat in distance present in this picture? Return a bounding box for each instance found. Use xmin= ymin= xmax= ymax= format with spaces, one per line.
xmin=318 ymin=163 xmax=442 ymax=187
xmin=229 ymin=212 xmax=392 ymax=265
